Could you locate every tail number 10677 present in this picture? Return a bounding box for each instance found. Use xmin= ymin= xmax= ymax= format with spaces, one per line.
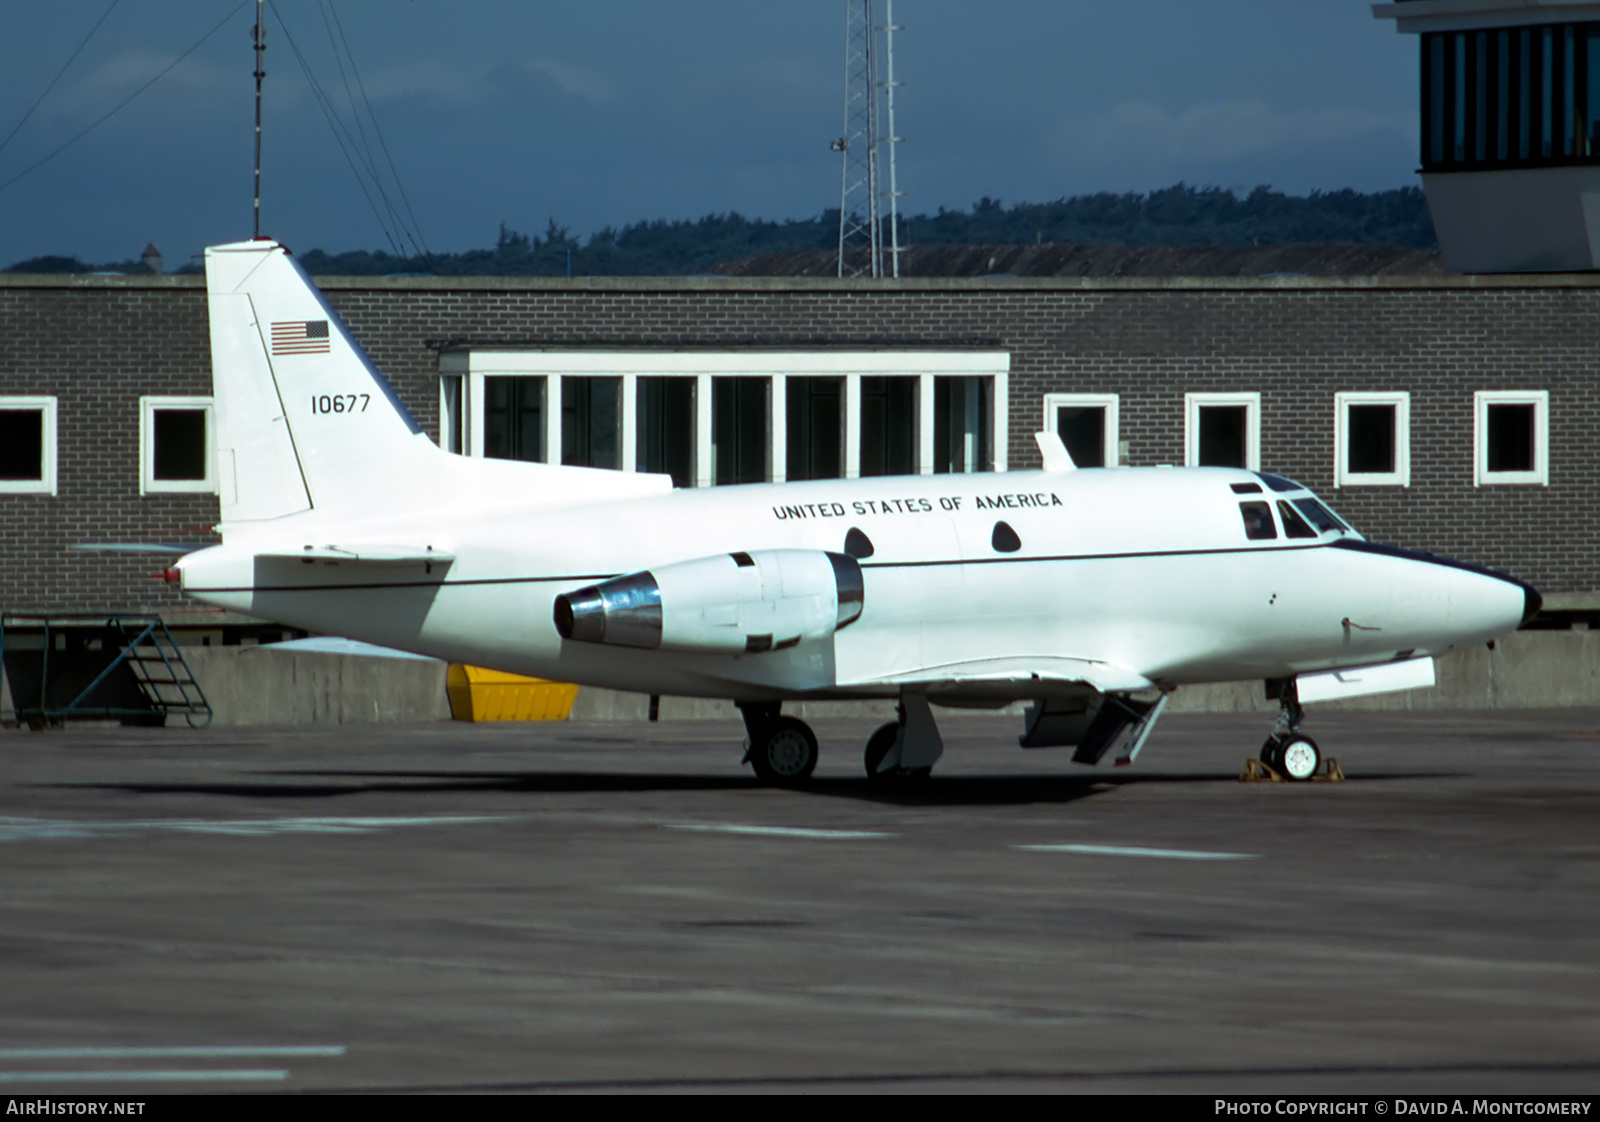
xmin=310 ymin=393 xmax=370 ymax=415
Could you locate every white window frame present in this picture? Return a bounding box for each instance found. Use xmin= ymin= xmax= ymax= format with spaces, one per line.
xmin=1042 ymin=392 xmax=1121 ymax=468
xmin=1184 ymin=392 xmax=1261 ymax=470
xmin=0 ymin=395 xmax=58 ymax=495
xmin=1333 ymin=391 xmax=1410 ymax=487
xmin=1474 ymin=390 xmax=1549 ymax=486
xmin=139 ymin=396 xmax=216 ymax=495
xmin=448 ymin=351 xmax=1010 ymax=485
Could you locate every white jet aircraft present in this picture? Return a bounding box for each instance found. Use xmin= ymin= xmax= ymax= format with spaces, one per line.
xmin=178 ymin=239 xmax=1542 ymax=783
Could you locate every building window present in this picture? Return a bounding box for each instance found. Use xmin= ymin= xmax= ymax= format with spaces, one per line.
xmin=637 ymin=377 xmax=695 ymax=488
xmin=483 ymin=376 xmax=545 ymax=462
xmin=786 ymin=377 xmax=843 ymax=482
xmin=859 ymin=376 xmax=917 ymax=477
xmin=562 ymin=376 xmax=622 ymax=469
xmin=933 ymin=376 xmax=993 ymax=473
xmin=1185 ymin=392 xmax=1260 ymax=470
xmin=712 ymin=376 xmax=770 ymax=485
xmin=1421 ymin=22 xmax=1600 ymax=172
xmin=1334 ymin=392 xmax=1410 ymax=487
xmin=1043 ymin=393 xmax=1120 ymax=468
xmin=0 ymin=396 xmax=57 ymax=495
xmin=1474 ymin=390 xmax=1549 ymax=485
xmin=443 ymin=351 xmax=1008 ymax=486
xmin=139 ymin=396 xmax=214 ymax=495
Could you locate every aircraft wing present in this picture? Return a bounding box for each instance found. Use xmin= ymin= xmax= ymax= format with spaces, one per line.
xmin=846 ymin=656 xmax=1155 ymax=696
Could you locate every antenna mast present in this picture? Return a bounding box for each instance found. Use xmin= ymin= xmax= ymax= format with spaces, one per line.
xmin=252 ymin=0 xmax=264 ymax=238
xmin=881 ymin=0 xmax=903 ymax=277
xmin=834 ymin=0 xmax=881 ymax=277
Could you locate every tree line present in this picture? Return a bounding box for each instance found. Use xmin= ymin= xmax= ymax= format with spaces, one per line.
xmin=5 ymin=184 xmax=1435 ymax=277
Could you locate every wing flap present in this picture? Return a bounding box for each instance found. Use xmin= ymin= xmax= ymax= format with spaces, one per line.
xmin=845 ymin=656 xmax=1154 ymax=696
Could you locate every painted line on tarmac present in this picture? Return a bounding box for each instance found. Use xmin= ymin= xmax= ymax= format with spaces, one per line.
xmin=1015 ymin=843 xmax=1260 ymax=861
xmin=0 ymin=816 xmax=511 ymax=841
xmin=0 ymin=1070 xmax=289 ymax=1083
xmin=0 ymin=1046 xmax=345 ymax=1060
xmin=665 ymin=824 xmax=896 ymax=840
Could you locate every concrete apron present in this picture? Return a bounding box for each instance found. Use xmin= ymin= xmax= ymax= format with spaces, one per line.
xmin=1 ymin=629 xmax=1595 ymax=727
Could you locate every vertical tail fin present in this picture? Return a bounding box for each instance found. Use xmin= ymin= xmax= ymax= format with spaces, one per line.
xmin=205 ymin=239 xmax=429 ymax=523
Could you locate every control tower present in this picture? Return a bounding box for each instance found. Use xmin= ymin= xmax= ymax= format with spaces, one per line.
xmin=1375 ymin=1 xmax=1600 ymax=271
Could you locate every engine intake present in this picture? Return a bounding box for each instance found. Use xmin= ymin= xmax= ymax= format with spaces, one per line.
xmin=553 ymin=549 xmax=863 ymax=654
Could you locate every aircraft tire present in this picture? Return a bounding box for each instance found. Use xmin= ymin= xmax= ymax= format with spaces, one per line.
xmin=1277 ymin=734 xmax=1321 ymax=781
xmin=1259 ymin=737 xmax=1284 ymax=775
xmin=863 ymin=722 xmax=900 ymax=780
xmin=863 ymin=723 xmax=932 ymax=786
xmin=749 ymin=716 xmax=818 ymax=785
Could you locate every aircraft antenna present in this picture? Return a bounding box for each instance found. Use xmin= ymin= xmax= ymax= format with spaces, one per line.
xmin=252 ymin=0 xmax=264 ymax=239
xmin=880 ymin=0 xmax=904 ymax=277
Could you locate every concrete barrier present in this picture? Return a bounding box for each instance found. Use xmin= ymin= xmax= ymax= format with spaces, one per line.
xmin=4 ymin=629 xmax=1594 ymax=728
xmin=179 ymin=646 xmax=451 ymax=726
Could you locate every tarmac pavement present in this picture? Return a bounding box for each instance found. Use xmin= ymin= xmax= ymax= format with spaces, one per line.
xmin=0 ymin=708 xmax=1596 ymax=1094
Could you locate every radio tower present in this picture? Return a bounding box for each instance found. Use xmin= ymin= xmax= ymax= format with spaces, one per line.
xmin=833 ymin=0 xmax=903 ymax=277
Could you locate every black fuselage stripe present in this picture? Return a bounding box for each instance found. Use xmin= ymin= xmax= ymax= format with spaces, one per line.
xmin=187 ymin=542 xmax=1335 ymax=595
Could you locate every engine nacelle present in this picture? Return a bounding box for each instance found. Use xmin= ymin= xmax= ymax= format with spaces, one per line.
xmin=553 ymin=549 xmax=864 ymax=654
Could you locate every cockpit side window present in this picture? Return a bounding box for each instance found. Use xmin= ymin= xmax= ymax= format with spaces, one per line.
xmin=1292 ymin=498 xmax=1348 ymax=534
xmin=1277 ymin=500 xmax=1318 ymax=539
xmin=1254 ymin=471 xmax=1305 ymax=493
xmin=1238 ymin=501 xmax=1277 ymax=540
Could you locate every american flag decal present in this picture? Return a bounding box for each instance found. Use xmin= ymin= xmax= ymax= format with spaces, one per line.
xmin=270 ymin=320 xmax=331 ymax=355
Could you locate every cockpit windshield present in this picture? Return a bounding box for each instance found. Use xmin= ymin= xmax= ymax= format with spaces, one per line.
xmin=1254 ymin=471 xmax=1305 ymax=493
xmin=1292 ymin=497 xmax=1348 ymax=534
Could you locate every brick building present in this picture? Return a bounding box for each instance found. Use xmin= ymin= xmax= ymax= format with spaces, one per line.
xmin=0 ymin=268 xmax=1595 ymax=631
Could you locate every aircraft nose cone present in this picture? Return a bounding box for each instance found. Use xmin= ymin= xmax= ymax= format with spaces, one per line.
xmin=1522 ymin=584 xmax=1544 ymax=627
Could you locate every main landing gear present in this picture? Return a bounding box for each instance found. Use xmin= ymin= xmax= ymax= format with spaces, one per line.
xmin=737 ymin=702 xmax=818 ymax=785
xmin=737 ymin=692 xmax=948 ymax=787
xmin=864 ymin=691 xmax=944 ymax=786
xmin=1259 ymin=679 xmax=1322 ymax=781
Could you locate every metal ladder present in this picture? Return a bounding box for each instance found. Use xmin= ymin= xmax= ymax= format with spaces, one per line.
xmin=1 ymin=614 xmax=212 ymax=728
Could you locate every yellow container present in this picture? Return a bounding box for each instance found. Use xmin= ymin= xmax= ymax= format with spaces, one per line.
xmin=446 ymin=665 xmax=579 ymax=721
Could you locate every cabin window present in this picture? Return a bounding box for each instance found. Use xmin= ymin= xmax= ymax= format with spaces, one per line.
xmin=786 ymin=377 xmax=844 ymax=481
xmin=1043 ymin=392 xmax=1120 ymax=468
xmin=0 ymin=396 xmax=56 ymax=495
xmin=1334 ymin=392 xmax=1410 ymax=487
xmin=1292 ymin=498 xmax=1348 ymax=535
xmin=1239 ymin=501 xmax=1277 ymax=540
xmin=1475 ymin=390 xmax=1549 ymax=485
xmin=991 ymin=521 xmax=1022 ymax=552
xmin=1277 ymin=501 xmax=1318 ymax=539
xmin=139 ymin=396 xmax=214 ymax=495
xmin=1186 ymin=393 xmax=1260 ymax=470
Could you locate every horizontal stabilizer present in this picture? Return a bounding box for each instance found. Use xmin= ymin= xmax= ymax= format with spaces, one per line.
xmin=856 ymin=655 xmax=1153 ymax=696
xmin=256 ymin=544 xmax=456 ymax=564
xmin=73 ymin=542 xmax=215 ymax=554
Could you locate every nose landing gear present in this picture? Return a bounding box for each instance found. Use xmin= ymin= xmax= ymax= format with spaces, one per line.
xmin=1257 ymin=679 xmax=1327 ymax=782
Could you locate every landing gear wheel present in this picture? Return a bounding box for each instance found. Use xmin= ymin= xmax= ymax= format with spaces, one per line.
xmin=1277 ymin=734 xmax=1321 ymax=781
xmin=863 ymin=722 xmax=930 ymax=786
xmin=748 ymin=716 xmax=818 ymax=784
xmin=1259 ymin=738 xmax=1284 ymax=774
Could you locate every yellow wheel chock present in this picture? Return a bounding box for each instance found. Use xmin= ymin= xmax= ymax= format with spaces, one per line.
xmin=1238 ymin=757 xmax=1345 ymax=783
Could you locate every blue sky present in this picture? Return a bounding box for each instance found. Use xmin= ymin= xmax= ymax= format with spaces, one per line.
xmin=0 ymin=2 xmax=1419 ymax=267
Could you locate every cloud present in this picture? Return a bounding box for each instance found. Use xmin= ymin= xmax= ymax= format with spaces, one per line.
xmin=355 ymin=57 xmax=616 ymax=106
xmin=1047 ymin=99 xmax=1411 ymax=179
